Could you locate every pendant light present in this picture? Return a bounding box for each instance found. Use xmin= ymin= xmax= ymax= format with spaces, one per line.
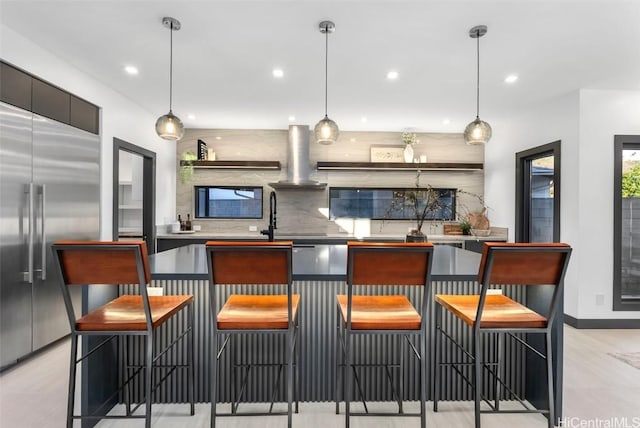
xmin=314 ymin=20 xmax=339 ymax=145
xmin=155 ymin=17 xmax=184 ymax=141
xmin=463 ymin=25 xmax=492 ymax=145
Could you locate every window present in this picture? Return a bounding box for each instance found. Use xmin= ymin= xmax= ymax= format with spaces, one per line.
xmin=614 ymin=135 xmax=640 ymax=311
xmin=329 ymin=187 xmax=456 ymax=221
xmin=195 ymin=186 xmax=263 ymax=219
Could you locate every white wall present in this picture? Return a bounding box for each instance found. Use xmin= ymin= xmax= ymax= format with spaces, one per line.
xmin=577 ymin=89 xmax=640 ymax=318
xmin=485 ymin=88 xmax=640 ymax=320
xmin=0 ymin=24 xmax=177 ymax=239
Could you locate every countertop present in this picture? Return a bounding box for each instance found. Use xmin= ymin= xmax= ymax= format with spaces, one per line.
xmin=149 ymin=243 xmax=481 ymax=281
xmin=156 ymin=231 xmax=507 ymax=244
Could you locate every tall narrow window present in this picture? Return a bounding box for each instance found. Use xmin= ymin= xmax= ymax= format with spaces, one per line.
xmin=614 ymin=135 xmax=640 ymax=311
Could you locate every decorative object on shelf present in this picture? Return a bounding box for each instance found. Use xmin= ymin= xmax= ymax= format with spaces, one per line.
xmin=403 ymin=144 xmax=414 ymax=163
xmin=155 ymin=17 xmax=184 ymax=141
xmin=463 ymin=24 xmax=492 ymax=145
xmin=370 ymin=145 xmax=405 ymax=163
xmin=179 ymin=151 xmax=196 ymax=184
xmin=402 ymin=132 xmax=417 ymax=163
xmin=206 ymin=148 xmax=216 ymax=160
xmin=197 ymin=139 xmax=207 ymax=160
xmin=314 ymin=20 xmax=339 ymax=145
xmin=401 ymin=132 xmax=417 ymax=146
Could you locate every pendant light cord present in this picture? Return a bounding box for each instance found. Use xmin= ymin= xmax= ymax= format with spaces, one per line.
xmin=169 ymin=20 xmax=174 ymax=113
xmin=475 ymin=28 xmax=480 ymax=119
xmin=324 ymin=24 xmax=329 ymax=117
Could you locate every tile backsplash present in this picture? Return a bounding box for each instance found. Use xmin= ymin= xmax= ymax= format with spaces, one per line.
xmin=176 ymin=128 xmax=485 ymax=237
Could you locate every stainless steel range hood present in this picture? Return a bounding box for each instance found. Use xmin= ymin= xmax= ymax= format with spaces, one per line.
xmin=269 ymin=125 xmax=326 ymax=189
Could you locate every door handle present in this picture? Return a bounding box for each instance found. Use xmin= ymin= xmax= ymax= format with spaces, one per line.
xmin=40 ymin=184 xmax=47 ymax=280
xmin=25 ymin=183 xmax=34 ymax=284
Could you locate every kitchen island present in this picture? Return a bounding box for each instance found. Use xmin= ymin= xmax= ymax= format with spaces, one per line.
xmin=93 ymin=243 xmax=563 ymax=422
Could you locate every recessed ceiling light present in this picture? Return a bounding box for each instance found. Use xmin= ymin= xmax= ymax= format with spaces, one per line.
xmin=361 ymin=117 xmax=368 ymax=123
xmin=387 ymin=70 xmax=399 ymax=80
xmin=272 ymin=68 xmax=284 ymax=78
xmin=288 ymin=115 xmax=296 ymax=122
xmin=187 ymin=114 xmax=196 ymax=120
xmin=505 ymin=74 xmax=519 ymax=84
xmin=215 ymin=136 xmax=222 ymax=140
xmin=350 ymin=138 xmax=356 ymax=142
xmin=442 ymin=118 xmax=451 ymax=125
xmin=124 ymin=65 xmax=138 ymax=75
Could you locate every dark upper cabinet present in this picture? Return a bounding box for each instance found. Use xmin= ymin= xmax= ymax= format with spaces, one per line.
xmin=0 ymin=62 xmax=32 ymax=110
xmin=32 ymin=78 xmax=71 ymax=124
xmin=1 ymin=60 xmax=99 ymax=135
xmin=70 ymin=95 xmax=99 ymax=134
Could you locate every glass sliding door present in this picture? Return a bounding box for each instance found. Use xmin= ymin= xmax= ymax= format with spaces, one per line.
xmin=516 ymin=141 xmax=561 ymax=243
xmin=614 ymin=135 xmax=640 ymax=311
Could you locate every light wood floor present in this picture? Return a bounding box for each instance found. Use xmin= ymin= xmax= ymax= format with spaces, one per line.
xmin=1 ymin=325 xmax=639 ymax=427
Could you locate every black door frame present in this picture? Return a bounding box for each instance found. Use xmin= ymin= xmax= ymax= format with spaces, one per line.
xmin=515 ymin=140 xmax=562 ymax=424
xmin=515 ymin=140 xmax=561 ymax=243
xmin=613 ymin=135 xmax=640 ymax=311
xmin=112 ymin=138 xmax=156 ymax=254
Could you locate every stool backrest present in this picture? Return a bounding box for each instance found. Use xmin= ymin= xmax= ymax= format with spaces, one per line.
xmin=476 ymin=242 xmax=572 ymax=329
xmin=347 ymin=242 xmax=434 ymax=286
xmin=478 ymin=242 xmax=571 ymax=286
xmin=205 ymin=241 xmax=293 ymax=285
xmin=52 ymin=240 xmax=152 ymax=332
xmin=53 ymin=240 xmax=150 ymax=285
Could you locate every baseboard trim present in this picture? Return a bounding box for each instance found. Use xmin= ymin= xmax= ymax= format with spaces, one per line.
xmin=564 ymin=314 xmax=640 ymax=329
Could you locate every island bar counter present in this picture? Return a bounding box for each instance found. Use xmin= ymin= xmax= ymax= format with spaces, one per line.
xmin=117 ymin=243 xmax=562 ymax=418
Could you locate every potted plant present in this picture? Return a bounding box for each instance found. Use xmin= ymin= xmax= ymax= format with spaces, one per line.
xmin=387 ymin=170 xmax=451 ymax=242
xmin=459 ymin=219 xmax=472 ymax=235
xmin=179 ymin=151 xmax=197 ymax=184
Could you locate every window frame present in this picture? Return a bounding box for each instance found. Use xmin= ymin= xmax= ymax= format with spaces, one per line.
xmin=613 ymin=135 xmax=640 ymax=311
xmin=328 ymin=186 xmax=457 ymax=221
xmin=194 ymin=185 xmax=264 ymax=219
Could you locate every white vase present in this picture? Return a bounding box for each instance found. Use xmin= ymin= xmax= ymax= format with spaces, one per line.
xmin=403 ymin=144 xmax=414 ymax=163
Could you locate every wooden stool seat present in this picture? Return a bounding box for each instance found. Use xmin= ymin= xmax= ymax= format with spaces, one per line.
xmin=217 ymin=294 xmax=300 ymax=330
xmin=336 ymin=295 xmax=421 ymax=330
xmin=434 ymin=294 xmax=547 ymax=329
xmin=75 ymin=295 xmax=194 ymax=331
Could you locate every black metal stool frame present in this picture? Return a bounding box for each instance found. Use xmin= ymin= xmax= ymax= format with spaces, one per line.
xmin=206 ymin=242 xmax=299 ymax=428
xmin=433 ymin=243 xmax=572 ymax=428
xmin=52 ymin=242 xmax=195 ymax=428
xmin=335 ymin=242 xmax=434 ymax=428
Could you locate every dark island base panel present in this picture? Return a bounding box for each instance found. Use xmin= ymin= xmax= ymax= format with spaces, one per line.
xmin=119 ymin=280 xmax=527 ymax=403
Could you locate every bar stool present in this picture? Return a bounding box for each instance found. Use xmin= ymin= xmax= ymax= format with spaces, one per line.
xmin=205 ymin=241 xmax=299 ymax=428
xmin=51 ymin=240 xmax=195 ymax=428
xmin=336 ymin=241 xmax=434 ymax=428
xmin=433 ymin=242 xmax=572 ymax=428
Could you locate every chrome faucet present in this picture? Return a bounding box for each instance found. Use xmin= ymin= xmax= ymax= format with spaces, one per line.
xmin=260 ymin=190 xmax=277 ymax=241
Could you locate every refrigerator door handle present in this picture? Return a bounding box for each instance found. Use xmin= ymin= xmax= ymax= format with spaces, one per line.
xmin=25 ymin=183 xmax=35 ymax=284
xmin=39 ymin=184 xmax=46 ymax=280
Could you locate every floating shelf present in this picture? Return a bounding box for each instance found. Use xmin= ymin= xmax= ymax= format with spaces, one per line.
xmin=316 ymin=161 xmax=483 ymax=171
xmin=182 ymin=160 xmax=281 ymax=170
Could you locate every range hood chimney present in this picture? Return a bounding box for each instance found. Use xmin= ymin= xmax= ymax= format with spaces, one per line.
xmin=269 ymin=125 xmax=326 ymax=189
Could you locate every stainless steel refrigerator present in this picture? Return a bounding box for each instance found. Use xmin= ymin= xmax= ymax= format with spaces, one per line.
xmin=0 ymin=101 xmax=100 ymax=368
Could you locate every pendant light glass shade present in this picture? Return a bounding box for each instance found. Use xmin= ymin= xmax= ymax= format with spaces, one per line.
xmin=464 ymin=25 xmax=491 ymax=145
xmin=315 ymin=115 xmax=339 ymax=145
xmin=314 ymin=21 xmax=338 ymax=145
xmin=463 ymin=117 xmax=492 ymax=145
xmin=156 ymin=17 xmax=184 ymax=141
xmin=155 ymin=111 xmax=184 ymax=140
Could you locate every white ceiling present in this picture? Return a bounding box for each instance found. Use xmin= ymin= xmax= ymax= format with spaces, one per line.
xmin=1 ymin=0 xmax=639 ymax=133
